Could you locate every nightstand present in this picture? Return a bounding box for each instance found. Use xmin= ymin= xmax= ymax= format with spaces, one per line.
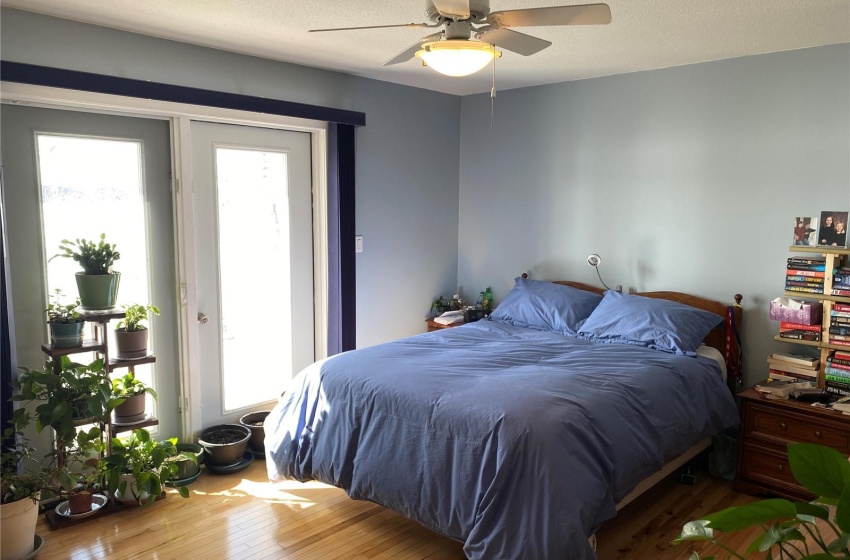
xmin=426 ymin=319 xmax=463 ymax=332
xmin=735 ymin=387 xmax=850 ymax=500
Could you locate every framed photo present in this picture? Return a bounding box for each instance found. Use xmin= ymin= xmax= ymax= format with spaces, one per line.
xmin=816 ymin=211 xmax=849 ymax=247
xmin=793 ymin=217 xmax=816 ymax=246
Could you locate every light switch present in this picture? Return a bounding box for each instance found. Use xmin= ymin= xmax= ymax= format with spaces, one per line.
xmin=355 ymin=235 xmax=363 ymax=253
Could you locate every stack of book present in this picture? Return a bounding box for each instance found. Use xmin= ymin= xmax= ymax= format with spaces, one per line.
xmin=754 ymin=378 xmax=816 ymax=400
xmin=833 ymin=268 xmax=850 ymax=297
xmin=826 ymin=350 xmax=850 ymax=395
xmin=830 ymin=303 xmax=850 ymax=347
xmin=778 ymin=321 xmax=821 ymax=342
xmin=785 ymin=256 xmax=826 ymax=295
xmin=767 ymin=352 xmax=820 ymax=381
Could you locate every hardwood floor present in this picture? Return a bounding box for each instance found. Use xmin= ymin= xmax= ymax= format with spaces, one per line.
xmin=35 ymin=460 xmax=767 ymax=559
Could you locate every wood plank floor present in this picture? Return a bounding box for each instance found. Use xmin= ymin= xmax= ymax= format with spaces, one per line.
xmin=35 ymin=460 xmax=768 ymax=559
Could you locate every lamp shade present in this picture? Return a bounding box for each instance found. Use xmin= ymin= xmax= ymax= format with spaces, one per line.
xmin=415 ymin=40 xmax=500 ymax=77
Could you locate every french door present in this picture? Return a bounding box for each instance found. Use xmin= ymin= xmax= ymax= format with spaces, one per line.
xmin=0 ymin=104 xmax=178 ymax=437
xmin=190 ymin=121 xmax=315 ymax=428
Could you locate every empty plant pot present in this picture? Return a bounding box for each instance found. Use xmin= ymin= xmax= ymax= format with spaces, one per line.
xmin=198 ymin=424 xmax=251 ymax=467
xmin=68 ymin=490 xmax=93 ymax=515
xmin=239 ymin=411 xmax=270 ymax=453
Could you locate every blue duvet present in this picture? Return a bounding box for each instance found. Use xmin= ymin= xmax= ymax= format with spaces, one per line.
xmin=266 ymin=320 xmax=738 ymax=559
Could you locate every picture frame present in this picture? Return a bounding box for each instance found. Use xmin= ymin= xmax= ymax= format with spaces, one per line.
xmin=816 ymin=211 xmax=849 ymax=248
xmin=793 ymin=217 xmax=816 ymax=246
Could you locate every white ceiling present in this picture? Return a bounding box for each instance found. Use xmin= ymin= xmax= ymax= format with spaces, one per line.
xmin=4 ymin=0 xmax=849 ymax=96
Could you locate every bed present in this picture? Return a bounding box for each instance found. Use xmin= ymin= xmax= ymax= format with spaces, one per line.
xmin=265 ymin=277 xmax=742 ymax=559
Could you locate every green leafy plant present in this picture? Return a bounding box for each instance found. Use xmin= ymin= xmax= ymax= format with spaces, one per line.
xmin=674 ymin=442 xmax=850 ymax=559
xmin=45 ymin=288 xmax=83 ymax=324
xmin=52 ymin=233 xmax=120 ymax=275
xmin=6 ymin=358 xmax=117 ymax=502
xmin=117 ymin=303 xmax=159 ymax=332
xmin=1 ymin=427 xmax=48 ymax=504
xmin=100 ymin=428 xmax=190 ymax=505
xmin=112 ymin=372 xmax=157 ymax=400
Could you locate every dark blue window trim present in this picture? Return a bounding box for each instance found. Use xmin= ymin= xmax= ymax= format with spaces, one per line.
xmin=0 ymin=61 xmax=365 ymax=127
xmin=1 ymin=60 xmax=359 ymax=356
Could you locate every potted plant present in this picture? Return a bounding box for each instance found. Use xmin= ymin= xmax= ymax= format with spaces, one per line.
xmin=239 ymin=411 xmax=270 ymax=455
xmin=166 ymin=444 xmax=203 ymax=484
xmin=51 ymin=233 xmax=121 ymax=310
xmin=99 ymin=428 xmax=190 ymax=506
xmin=114 ymin=303 xmax=159 ymax=359
xmin=674 ymin=442 xmax=850 ymax=558
xmin=11 ymin=358 xmax=119 ymax=514
xmin=1 ymin=426 xmax=47 ymax=560
xmin=45 ymin=289 xmax=85 ymax=348
xmin=112 ymin=373 xmax=157 ymax=424
xmin=198 ymin=424 xmax=251 ymax=467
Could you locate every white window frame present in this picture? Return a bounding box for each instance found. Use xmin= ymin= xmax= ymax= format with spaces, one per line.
xmin=1 ymin=82 xmax=329 ymax=440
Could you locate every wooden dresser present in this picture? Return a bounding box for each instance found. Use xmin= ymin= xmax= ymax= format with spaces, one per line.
xmin=735 ymin=387 xmax=850 ymax=500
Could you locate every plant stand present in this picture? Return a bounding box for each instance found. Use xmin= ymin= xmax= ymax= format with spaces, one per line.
xmin=39 ymin=308 xmax=159 ymax=525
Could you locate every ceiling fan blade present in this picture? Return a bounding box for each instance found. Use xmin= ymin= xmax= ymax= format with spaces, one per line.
xmin=431 ymin=0 xmax=471 ymax=19
xmin=383 ymin=33 xmax=442 ymax=66
xmin=476 ymin=28 xmax=551 ymax=56
xmin=487 ymin=3 xmax=612 ymax=27
xmin=310 ymin=23 xmax=431 ymax=33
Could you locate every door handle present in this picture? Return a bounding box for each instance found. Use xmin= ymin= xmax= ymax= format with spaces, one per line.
xmin=198 ymin=312 xmax=209 ymax=324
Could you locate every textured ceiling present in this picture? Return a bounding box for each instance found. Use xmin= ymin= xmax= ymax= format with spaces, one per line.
xmin=4 ymin=0 xmax=849 ymax=96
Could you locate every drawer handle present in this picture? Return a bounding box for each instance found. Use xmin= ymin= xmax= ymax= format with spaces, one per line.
xmin=778 ymin=464 xmax=784 ymax=472
xmin=780 ymin=422 xmax=787 ymax=430
xmin=815 ymin=430 xmax=822 ymax=438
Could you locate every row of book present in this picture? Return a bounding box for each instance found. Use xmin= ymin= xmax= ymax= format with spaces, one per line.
xmin=786 ymin=256 xmax=826 ymax=295
xmin=785 ymin=256 xmax=850 ymax=297
xmin=829 ymin=303 xmax=850 ymax=347
xmin=825 ymin=350 xmax=850 ymax=396
xmin=834 ymin=266 xmax=850 ymax=297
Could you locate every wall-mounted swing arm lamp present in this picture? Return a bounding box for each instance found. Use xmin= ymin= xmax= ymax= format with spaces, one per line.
xmin=586 ymin=254 xmax=617 ymax=292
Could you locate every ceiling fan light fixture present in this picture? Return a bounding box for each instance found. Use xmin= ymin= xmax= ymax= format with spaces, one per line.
xmin=415 ymin=40 xmax=501 ymax=77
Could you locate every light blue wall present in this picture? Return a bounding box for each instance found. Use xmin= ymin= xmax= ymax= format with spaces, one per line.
xmin=459 ymin=44 xmax=850 ymax=386
xmin=0 ymin=8 xmax=461 ymax=348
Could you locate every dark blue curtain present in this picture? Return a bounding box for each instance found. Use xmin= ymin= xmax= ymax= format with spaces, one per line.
xmin=1 ymin=167 xmax=16 ymax=437
xmin=327 ymin=124 xmax=357 ymax=355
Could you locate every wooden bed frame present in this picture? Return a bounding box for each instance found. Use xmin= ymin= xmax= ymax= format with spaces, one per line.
xmin=524 ymin=276 xmax=744 ymax=512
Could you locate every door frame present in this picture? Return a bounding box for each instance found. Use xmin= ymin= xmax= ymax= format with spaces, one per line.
xmin=1 ymin=82 xmax=329 ymax=439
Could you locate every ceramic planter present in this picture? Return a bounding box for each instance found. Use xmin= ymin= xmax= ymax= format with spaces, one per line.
xmin=75 ymin=271 xmax=120 ymax=310
xmin=114 ymin=328 xmax=149 ymax=359
xmin=49 ymin=321 xmax=85 ymax=348
xmin=113 ymin=393 xmax=146 ymax=423
xmin=239 ymin=411 xmax=270 ymax=453
xmin=198 ymin=424 xmax=251 ymax=467
xmin=169 ymin=443 xmax=204 ymax=480
xmin=0 ymin=494 xmax=39 ymax=560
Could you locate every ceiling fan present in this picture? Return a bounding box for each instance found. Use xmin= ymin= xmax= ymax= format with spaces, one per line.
xmin=310 ymin=0 xmax=612 ymax=77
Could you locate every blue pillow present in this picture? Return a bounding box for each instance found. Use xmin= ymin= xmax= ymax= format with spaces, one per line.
xmin=578 ymin=290 xmax=723 ymax=355
xmin=489 ymin=277 xmax=603 ymax=335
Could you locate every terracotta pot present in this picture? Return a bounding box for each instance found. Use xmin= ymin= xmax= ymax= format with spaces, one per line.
xmin=68 ymin=490 xmax=93 ymax=515
xmin=239 ymin=411 xmax=270 ymax=453
xmin=114 ymin=328 xmax=149 ymax=359
xmin=198 ymin=424 xmax=250 ymax=467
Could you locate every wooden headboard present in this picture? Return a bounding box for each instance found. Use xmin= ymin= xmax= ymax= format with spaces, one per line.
xmin=522 ymin=275 xmax=743 ymax=357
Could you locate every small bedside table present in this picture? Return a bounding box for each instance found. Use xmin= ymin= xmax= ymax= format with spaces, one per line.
xmin=735 ymin=387 xmax=850 ymax=500
xmin=426 ymin=319 xmax=464 ymax=332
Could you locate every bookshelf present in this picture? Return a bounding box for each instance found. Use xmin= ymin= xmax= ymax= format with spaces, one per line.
xmin=776 ymin=246 xmax=850 ymax=387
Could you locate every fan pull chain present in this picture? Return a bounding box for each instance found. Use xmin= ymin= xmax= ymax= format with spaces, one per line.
xmin=490 ymin=44 xmax=497 ymax=130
